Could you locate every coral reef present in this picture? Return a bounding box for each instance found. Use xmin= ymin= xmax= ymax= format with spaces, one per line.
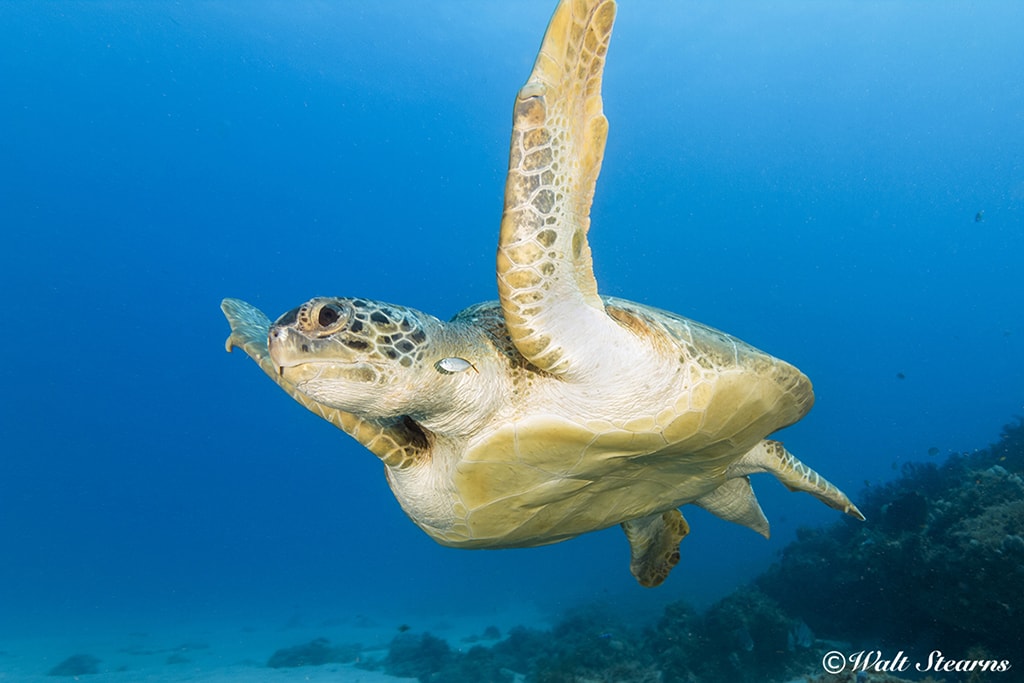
xmin=801 ymin=675 xmax=945 ymax=683
xmin=758 ymin=419 xmax=1024 ymax=659
xmin=462 ymin=625 xmax=503 ymax=644
xmin=525 ymin=604 xmax=660 ymax=683
xmin=358 ymin=608 xmax=659 ymax=682
xmin=383 ymin=632 xmax=454 ymax=681
xmin=429 ymin=644 xmax=517 ymax=683
xmin=47 ymin=653 xmax=101 ymax=676
xmin=647 ymin=588 xmax=819 ymax=683
xmin=266 ymin=636 xmax=359 ymax=668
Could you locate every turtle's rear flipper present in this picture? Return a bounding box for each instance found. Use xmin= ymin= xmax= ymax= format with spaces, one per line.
xmin=621 ymin=510 xmax=690 ymax=587
xmin=694 ymin=476 xmax=770 ymax=538
xmin=728 ymin=440 xmax=865 ymax=521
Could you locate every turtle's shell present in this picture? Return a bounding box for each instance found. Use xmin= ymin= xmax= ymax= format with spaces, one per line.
xmin=221 ymin=0 xmax=863 ymax=588
xmin=383 ymin=298 xmax=813 ymax=549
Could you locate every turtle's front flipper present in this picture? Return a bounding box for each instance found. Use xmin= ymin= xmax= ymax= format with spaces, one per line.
xmin=221 ymin=298 xmax=429 ymax=469
xmin=498 ymin=0 xmax=637 ymax=379
xmin=621 ymin=509 xmax=690 ymax=587
xmin=727 ymin=440 xmax=866 ymax=521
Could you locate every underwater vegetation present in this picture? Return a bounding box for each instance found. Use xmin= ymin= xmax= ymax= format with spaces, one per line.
xmin=758 ymin=418 xmax=1024 ymax=660
xmin=384 ymin=632 xmax=457 ymax=679
xmin=648 ymin=588 xmax=820 ymax=683
xmin=352 ymin=595 xmax=816 ymax=682
xmin=361 ymin=605 xmax=665 ymax=683
xmin=267 ymin=636 xmax=360 ymax=668
xmin=268 ymin=419 xmax=1024 ymax=682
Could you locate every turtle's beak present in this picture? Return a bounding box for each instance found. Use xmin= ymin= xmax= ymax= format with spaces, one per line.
xmin=268 ymin=319 xmax=364 ymax=379
xmin=267 ymin=325 xmax=313 ymax=375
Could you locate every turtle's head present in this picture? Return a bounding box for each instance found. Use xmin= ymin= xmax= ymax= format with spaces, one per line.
xmin=268 ymin=297 xmax=496 ymax=429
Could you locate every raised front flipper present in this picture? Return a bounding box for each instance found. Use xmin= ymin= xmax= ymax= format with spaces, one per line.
xmin=728 ymin=440 xmax=865 ymax=521
xmin=221 ymin=298 xmax=429 ymax=469
xmin=498 ymin=0 xmax=638 ymax=379
xmin=621 ymin=509 xmax=690 ymax=588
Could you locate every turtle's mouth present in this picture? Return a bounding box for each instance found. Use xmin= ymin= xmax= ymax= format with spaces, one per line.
xmin=268 ymin=326 xmax=307 ymax=374
xmin=269 ymin=326 xmax=344 ymax=373
xmin=267 ymin=325 xmax=379 ymax=385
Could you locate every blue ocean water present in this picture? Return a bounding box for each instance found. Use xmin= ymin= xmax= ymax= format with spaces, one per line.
xmin=1 ymin=0 xmax=1022 ymax=645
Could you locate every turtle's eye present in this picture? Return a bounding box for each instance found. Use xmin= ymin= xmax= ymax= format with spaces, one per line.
xmin=318 ymin=306 xmax=340 ymax=327
xmin=313 ymin=301 xmax=351 ymax=337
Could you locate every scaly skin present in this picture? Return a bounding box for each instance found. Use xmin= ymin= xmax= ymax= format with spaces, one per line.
xmin=221 ymin=298 xmax=430 ymax=469
xmin=221 ymin=0 xmax=864 ymax=587
xmin=497 ymin=0 xmax=627 ymax=380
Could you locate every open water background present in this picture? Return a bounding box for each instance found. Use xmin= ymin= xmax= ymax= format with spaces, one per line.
xmin=1 ymin=1 xmax=1022 ymax=636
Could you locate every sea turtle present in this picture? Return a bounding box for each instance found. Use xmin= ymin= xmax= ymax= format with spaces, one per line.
xmin=221 ymin=0 xmax=863 ymax=587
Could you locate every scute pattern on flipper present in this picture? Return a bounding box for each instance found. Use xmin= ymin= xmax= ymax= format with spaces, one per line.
xmin=728 ymin=440 xmax=866 ymax=521
xmin=497 ymin=0 xmax=618 ymax=377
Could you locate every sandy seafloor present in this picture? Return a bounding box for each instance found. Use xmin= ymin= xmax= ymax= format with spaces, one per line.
xmin=0 ymin=606 xmax=551 ymax=682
